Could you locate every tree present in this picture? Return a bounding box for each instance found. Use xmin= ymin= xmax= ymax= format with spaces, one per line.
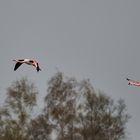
xmin=27 ymin=114 xmax=53 ymax=140
xmin=0 ymin=72 xmax=130 ymax=140
xmin=5 ymin=77 xmax=38 ymax=124
xmin=44 ymin=72 xmax=79 ymax=140
xmin=76 ymin=80 xmax=130 ymax=140
xmin=1 ymin=77 xmax=38 ymax=140
xmin=44 ymin=72 xmax=130 ymax=140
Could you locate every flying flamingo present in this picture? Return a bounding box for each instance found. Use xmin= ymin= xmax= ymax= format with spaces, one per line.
xmin=126 ymin=78 xmax=140 ymax=86
xmin=13 ymin=59 xmax=41 ymax=72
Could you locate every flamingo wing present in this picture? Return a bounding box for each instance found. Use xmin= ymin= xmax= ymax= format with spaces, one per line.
xmin=14 ymin=62 xmax=23 ymax=71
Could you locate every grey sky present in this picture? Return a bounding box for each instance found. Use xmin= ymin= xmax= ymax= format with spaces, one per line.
xmin=0 ymin=1 xmax=139 ymax=139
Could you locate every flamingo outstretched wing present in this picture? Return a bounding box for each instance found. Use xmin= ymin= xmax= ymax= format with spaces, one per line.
xmin=14 ymin=62 xmax=23 ymax=71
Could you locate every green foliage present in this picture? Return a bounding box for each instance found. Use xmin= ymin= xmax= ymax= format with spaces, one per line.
xmin=0 ymin=73 xmax=130 ymax=140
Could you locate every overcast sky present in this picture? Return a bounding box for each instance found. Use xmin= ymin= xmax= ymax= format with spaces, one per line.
xmin=0 ymin=1 xmax=140 ymax=139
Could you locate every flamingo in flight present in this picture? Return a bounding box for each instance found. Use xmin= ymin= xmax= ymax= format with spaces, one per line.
xmin=13 ymin=59 xmax=41 ymax=72
xmin=126 ymin=78 xmax=140 ymax=86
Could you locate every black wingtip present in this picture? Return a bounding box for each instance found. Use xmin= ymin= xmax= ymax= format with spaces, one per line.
xmin=126 ymin=78 xmax=130 ymax=81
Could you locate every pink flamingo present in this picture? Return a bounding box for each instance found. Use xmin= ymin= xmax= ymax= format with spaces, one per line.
xmin=13 ymin=59 xmax=41 ymax=72
xmin=126 ymin=78 xmax=140 ymax=86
